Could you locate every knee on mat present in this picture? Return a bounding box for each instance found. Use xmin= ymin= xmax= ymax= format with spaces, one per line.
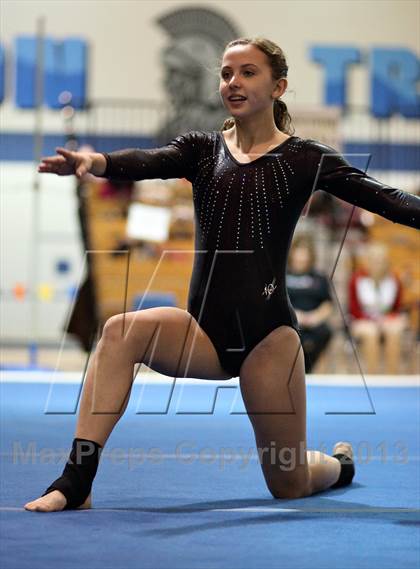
xmin=264 ymin=464 xmax=311 ymax=500
xmin=268 ymin=480 xmax=310 ymax=500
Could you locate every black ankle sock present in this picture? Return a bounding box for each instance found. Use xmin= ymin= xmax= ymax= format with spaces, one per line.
xmin=42 ymin=438 xmax=103 ymax=509
xmin=331 ymin=453 xmax=355 ymax=489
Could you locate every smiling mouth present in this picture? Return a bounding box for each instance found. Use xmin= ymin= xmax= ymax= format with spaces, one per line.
xmin=228 ymin=97 xmax=247 ymax=104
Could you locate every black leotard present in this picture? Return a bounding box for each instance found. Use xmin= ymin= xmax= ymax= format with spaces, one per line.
xmin=102 ymin=131 xmax=420 ymax=376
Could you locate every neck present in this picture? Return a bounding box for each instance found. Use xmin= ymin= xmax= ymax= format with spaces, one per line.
xmin=227 ymin=109 xmax=283 ymax=152
xmin=291 ymin=266 xmax=310 ymax=274
xmin=371 ymin=270 xmax=386 ymax=281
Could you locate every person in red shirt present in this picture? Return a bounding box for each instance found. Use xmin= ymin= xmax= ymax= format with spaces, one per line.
xmin=349 ymin=242 xmax=407 ymax=374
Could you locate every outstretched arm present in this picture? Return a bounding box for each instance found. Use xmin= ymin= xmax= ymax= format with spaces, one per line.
xmin=102 ymin=131 xmax=203 ymax=183
xmin=38 ymin=148 xmax=106 ymax=178
xmin=38 ymin=131 xmax=204 ymax=183
xmin=305 ymin=139 xmax=420 ymax=230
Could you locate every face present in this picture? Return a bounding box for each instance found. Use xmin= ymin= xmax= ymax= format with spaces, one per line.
xmin=219 ymin=44 xmax=286 ymax=119
xmin=366 ymin=246 xmax=389 ymax=275
xmin=290 ymin=247 xmax=312 ymax=272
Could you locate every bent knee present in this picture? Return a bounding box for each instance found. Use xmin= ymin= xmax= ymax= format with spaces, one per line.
xmin=351 ymin=321 xmax=379 ymax=338
xmin=101 ymin=312 xmax=149 ymax=344
xmin=270 ymin=488 xmax=307 ymax=500
xmin=382 ymin=320 xmax=405 ymax=335
xmin=267 ymin=474 xmax=312 ymax=500
xmin=268 ymin=481 xmax=311 ymax=500
xmin=102 ymin=314 xmax=125 ymax=343
xmin=261 ymin=454 xmax=312 ymax=499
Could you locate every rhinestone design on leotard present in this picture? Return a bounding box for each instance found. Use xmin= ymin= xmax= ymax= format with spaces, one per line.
xmin=234 ymin=174 xmax=246 ymax=250
xmin=190 ymin=134 xmax=301 ymax=251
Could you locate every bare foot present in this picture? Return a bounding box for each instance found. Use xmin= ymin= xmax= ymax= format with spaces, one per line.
xmin=24 ymin=491 xmax=91 ymax=512
xmin=333 ymin=441 xmax=354 ymax=461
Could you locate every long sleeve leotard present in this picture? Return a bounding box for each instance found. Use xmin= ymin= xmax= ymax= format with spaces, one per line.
xmin=102 ymin=131 xmax=420 ymax=376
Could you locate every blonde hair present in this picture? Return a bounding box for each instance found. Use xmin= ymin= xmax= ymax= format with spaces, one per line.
xmin=289 ymin=234 xmax=317 ymax=267
xmin=220 ymin=37 xmax=294 ymax=135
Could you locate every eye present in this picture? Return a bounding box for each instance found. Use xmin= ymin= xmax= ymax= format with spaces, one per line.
xmin=221 ymin=70 xmax=255 ymax=79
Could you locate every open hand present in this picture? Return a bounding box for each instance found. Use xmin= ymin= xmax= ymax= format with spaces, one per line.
xmin=37 ymin=147 xmax=93 ymax=179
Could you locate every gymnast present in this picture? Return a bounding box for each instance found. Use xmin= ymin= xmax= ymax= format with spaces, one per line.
xmin=25 ymin=37 xmax=420 ymax=512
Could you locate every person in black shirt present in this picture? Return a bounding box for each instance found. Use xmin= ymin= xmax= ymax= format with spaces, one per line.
xmin=26 ymin=37 xmax=419 ymax=512
xmin=287 ymin=236 xmax=333 ymax=372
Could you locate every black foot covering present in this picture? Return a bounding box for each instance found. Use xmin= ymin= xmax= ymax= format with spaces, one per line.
xmin=331 ymin=453 xmax=355 ymax=488
xmin=42 ymin=438 xmax=102 ymax=509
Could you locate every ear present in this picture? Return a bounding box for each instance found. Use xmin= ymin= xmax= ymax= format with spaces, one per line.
xmin=272 ymin=78 xmax=287 ymax=99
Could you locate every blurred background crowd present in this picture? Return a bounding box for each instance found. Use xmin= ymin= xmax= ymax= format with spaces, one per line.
xmin=1 ymin=0 xmax=418 ymax=375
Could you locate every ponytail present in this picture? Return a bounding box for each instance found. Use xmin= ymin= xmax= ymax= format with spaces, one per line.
xmin=273 ymin=99 xmax=294 ymax=135
xmin=221 ymin=117 xmax=235 ymax=131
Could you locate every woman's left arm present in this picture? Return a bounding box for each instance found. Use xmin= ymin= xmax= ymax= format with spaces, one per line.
xmin=305 ymin=139 xmax=420 ymax=229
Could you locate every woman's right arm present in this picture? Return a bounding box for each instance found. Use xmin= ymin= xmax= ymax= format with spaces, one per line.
xmin=38 ymin=131 xmax=204 ymax=182
xmin=37 ymin=147 xmax=106 ymax=178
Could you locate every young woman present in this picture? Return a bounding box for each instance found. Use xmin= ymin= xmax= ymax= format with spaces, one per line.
xmin=25 ymin=37 xmax=419 ymax=512
xmin=349 ymin=242 xmax=408 ymax=374
xmin=286 ymin=235 xmax=334 ymax=373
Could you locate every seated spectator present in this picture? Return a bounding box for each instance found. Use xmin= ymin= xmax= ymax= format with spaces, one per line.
xmin=348 ymin=242 xmax=408 ymax=374
xmin=287 ymin=235 xmax=334 ymax=373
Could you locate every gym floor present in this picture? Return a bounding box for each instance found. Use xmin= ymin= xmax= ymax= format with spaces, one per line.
xmin=1 ymin=370 xmax=419 ymax=569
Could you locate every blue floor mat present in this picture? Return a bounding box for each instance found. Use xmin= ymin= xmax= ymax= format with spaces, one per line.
xmin=1 ymin=380 xmax=419 ymax=569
